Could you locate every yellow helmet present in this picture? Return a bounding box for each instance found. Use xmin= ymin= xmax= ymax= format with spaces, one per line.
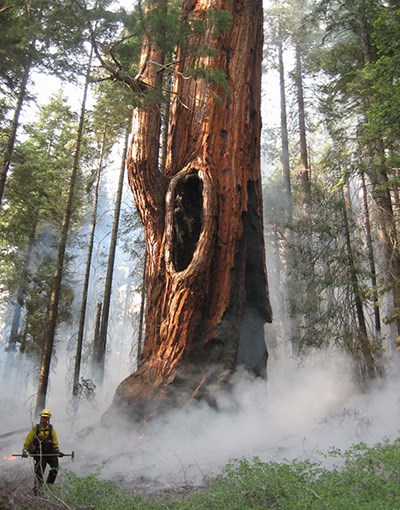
xmin=40 ymin=408 xmax=51 ymax=418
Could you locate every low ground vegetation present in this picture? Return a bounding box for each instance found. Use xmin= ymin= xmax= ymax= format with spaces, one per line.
xmin=1 ymin=439 xmax=399 ymax=509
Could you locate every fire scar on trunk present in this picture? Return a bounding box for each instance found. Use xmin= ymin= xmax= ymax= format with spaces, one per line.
xmin=172 ymin=171 xmax=203 ymax=272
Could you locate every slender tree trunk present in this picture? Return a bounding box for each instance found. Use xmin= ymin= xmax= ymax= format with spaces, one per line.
xmin=277 ymin=31 xmax=301 ymax=355
xmin=19 ymin=320 xmax=29 ymax=353
xmin=368 ymin=156 xmax=400 ymax=337
xmin=358 ymin=0 xmax=376 ymax=63
xmin=122 ymin=279 xmax=132 ymax=338
xmin=2 ymin=222 xmax=37 ymax=388
xmin=290 ymin=43 xmax=317 ymax=354
xmin=264 ymin=224 xmax=287 ymax=355
xmin=392 ymin=186 xmax=400 ymax=222
xmin=106 ymin=0 xmax=271 ymax=422
xmin=278 ymin=35 xmax=292 ymax=220
xmin=341 ymin=185 xmax=380 ymax=381
xmin=91 ymin=302 xmax=102 ymax=366
xmin=94 ymin=128 xmax=129 ymax=384
xmin=35 ymin=48 xmax=93 ymax=416
xmin=360 ymin=171 xmax=381 ymax=336
xmin=0 ymin=55 xmax=31 ymax=206
xmin=72 ymin=127 xmax=106 ymax=396
xmin=7 ymin=222 xmax=37 ymax=349
xmin=358 ymin=0 xmax=400 ymax=340
xmin=294 ymin=44 xmax=310 ymax=200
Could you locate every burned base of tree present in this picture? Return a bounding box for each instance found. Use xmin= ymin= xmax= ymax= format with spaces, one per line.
xmin=103 ymin=0 xmax=272 ymax=423
xmin=103 ymin=175 xmax=271 ymax=423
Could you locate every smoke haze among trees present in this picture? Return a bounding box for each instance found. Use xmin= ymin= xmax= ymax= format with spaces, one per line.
xmin=1 ymin=0 xmax=400 ymax=495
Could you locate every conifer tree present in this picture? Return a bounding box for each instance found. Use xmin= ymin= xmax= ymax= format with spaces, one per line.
xmin=314 ymin=0 xmax=400 ymax=343
xmin=105 ymin=0 xmax=272 ymax=422
xmin=35 ymin=50 xmax=94 ymax=415
xmin=0 ymin=93 xmax=79 ymax=357
xmin=0 ymin=0 xmax=89 ymax=206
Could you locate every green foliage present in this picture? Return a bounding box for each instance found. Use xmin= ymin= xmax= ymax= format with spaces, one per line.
xmin=0 ymin=1 xmax=27 ymax=92
xmin=91 ymin=80 xmax=134 ymax=141
xmin=9 ymin=439 xmax=400 ymax=509
xmin=194 ymin=66 xmax=230 ymax=97
xmin=287 ymin=186 xmax=371 ymax=352
xmin=89 ymin=1 xmax=235 ymax=114
xmin=0 ymin=93 xmax=77 ymax=285
xmin=315 ymin=0 xmax=400 ymax=150
xmin=317 ymin=441 xmax=400 ymax=508
xmin=357 ymin=6 xmax=400 ymax=144
xmin=22 ymin=252 xmax=75 ymax=356
xmin=195 ymin=457 xmax=320 ymax=509
xmin=143 ymin=1 xmax=183 ymax=54
xmin=0 ymin=0 xmax=87 ymax=93
xmin=261 ymin=0 xmax=400 ymax=360
xmin=187 ymin=8 xmax=232 ymax=39
xmin=0 ymin=93 xmax=88 ymax=351
xmin=208 ymin=9 xmax=233 ymax=37
xmin=41 ymin=471 xmax=146 ymax=510
xmin=0 ymin=0 xmax=133 ymax=126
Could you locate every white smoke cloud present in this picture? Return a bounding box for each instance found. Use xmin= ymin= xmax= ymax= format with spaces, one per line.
xmin=1 ymin=341 xmax=400 ymax=492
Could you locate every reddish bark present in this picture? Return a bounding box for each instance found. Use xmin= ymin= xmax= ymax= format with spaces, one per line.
xmin=105 ymin=0 xmax=271 ymax=421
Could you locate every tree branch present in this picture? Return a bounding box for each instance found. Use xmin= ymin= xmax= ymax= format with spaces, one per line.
xmin=71 ymin=0 xmax=151 ymax=95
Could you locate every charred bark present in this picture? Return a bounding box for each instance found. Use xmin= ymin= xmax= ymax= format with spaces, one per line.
xmin=105 ymin=0 xmax=271 ymax=422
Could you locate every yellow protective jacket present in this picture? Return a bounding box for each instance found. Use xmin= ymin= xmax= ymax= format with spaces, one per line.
xmin=23 ymin=423 xmax=60 ymax=453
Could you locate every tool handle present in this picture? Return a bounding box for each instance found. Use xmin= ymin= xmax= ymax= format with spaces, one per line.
xmin=12 ymin=451 xmax=75 ymax=459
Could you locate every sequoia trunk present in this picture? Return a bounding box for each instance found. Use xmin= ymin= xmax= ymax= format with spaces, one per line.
xmin=107 ymin=0 xmax=271 ymax=421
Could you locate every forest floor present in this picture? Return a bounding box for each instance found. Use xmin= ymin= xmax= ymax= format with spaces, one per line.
xmin=1 ymin=438 xmax=400 ymax=509
xmin=0 ymin=464 xmax=203 ymax=509
xmin=0 ymin=469 xmax=59 ymax=510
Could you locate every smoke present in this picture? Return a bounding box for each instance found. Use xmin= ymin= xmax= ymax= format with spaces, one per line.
xmin=2 ymin=205 xmax=400 ymax=492
xmin=1 ymin=148 xmax=400 ymax=491
xmin=57 ymin=347 xmax=397 ymax=491
xmin=1 ymin=337 xmax=400 ymax=492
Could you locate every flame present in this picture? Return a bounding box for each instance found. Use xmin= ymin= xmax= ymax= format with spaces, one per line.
xmin=3 ymin=455 xmax=17 ymax=462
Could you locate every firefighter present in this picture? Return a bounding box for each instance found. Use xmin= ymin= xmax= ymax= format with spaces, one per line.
xmin=22 ymin=409 xmax=64 ymax=494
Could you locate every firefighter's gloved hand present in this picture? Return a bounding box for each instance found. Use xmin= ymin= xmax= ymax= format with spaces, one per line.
xmin=22 ymin=449 xmax=28 ymax=458
xmin=58 ymin=452 xmax=64 ymax=457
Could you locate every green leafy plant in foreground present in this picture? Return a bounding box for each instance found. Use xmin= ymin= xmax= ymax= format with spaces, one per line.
xmin=50 ymin=471 xmax=145 ymax=509
xmin=6 ymin=439 xmax=400 ymax=509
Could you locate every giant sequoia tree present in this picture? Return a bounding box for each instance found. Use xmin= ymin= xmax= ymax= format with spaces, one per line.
xmin=106 ymin=0 xmax=272 ymax=421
